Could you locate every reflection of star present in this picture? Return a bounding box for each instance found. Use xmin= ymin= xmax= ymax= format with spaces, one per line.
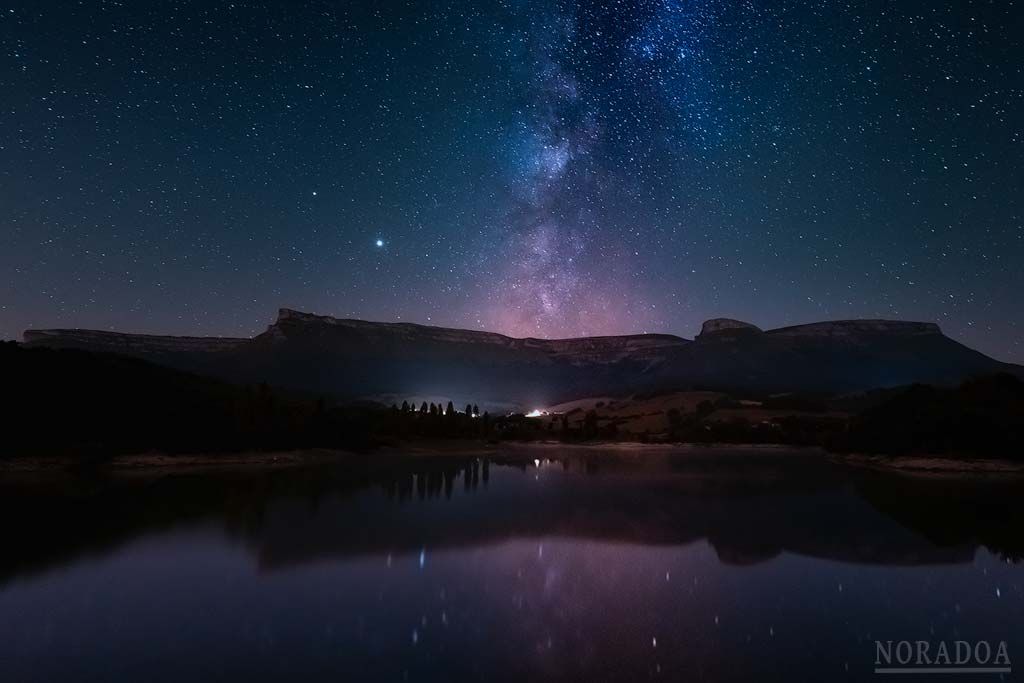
xmin=375 ymin=238 xmax=384 ymax=248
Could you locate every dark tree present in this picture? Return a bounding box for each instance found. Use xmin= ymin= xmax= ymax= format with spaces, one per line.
xmin=446 ymin=400 xmax=455 ymax=417
xmin=696 ymin=400 xmax=715 ymax=420
xmin=583 ymin=410 xmax=599 ymax=439
xmin=401 ymin=400 xmax=410 ymax=413
xmin=667 ymin=408 xmax=684 ymax=439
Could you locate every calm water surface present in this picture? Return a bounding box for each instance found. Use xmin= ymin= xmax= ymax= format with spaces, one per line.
xmin=1 ymin=449 xmax=1021 ymax=682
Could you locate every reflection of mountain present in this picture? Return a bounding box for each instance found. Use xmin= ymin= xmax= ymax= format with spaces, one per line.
xmin=855 ymin=473 xmax=1024 ymax=563
xmin=5 ymin=452 xmax=1020 ymax=587
xmin=247 ymin=454 xmax=979 ymax=569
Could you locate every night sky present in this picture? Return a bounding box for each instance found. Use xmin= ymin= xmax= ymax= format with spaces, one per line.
xmin=2 ymin=1 xmax=1022 ymax=361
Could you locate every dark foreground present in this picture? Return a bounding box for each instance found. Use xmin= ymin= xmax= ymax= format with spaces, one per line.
xmin=1 ymin=448 xmax=1021 ymax=682
xmin=5 ymin=342 xmax=1024 ymax=460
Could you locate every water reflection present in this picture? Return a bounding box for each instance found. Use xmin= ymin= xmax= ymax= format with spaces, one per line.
xmin=3 ymin=451 xmax=1020 ymax=584
xmin=1 ymin=449 xmax=1021 ymax=682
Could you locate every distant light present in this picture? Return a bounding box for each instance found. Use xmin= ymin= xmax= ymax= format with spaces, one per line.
xmin=375 ymin=238 xmax=384 ymax=248
xmin=525 ymin=409 xmax=545 ymax=418
xmin=534 ymin=459 xmax=541 ymax=468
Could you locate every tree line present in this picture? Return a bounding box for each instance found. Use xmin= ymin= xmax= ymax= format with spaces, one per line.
xmin=4 ymin=341 xmax=1021 ymax=460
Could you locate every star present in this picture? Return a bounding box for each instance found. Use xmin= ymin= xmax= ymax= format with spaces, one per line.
xmin=0 ymin=0 xmax=1019 ymax=363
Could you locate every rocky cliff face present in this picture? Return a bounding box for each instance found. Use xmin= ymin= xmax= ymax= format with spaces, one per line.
xmin=22 ymin=329 xmax=249 ymax=355
xmin=697 ymin=318 xmax=763 ymax=339
xmin=696 ymin=318 xmax=941 ymax=341
xmin=266 ymin=309 xmax=687 ymax=366
xmin=23 ymin=309 xmax=1020 ymax=403
xmin=768 ymin=320 xmax=942 ymax=339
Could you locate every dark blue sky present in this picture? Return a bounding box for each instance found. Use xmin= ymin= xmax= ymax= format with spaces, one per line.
xmin=2 ymin=0 xmax=1022 ymax=361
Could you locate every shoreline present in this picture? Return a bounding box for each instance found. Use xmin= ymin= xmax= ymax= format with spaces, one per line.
xmin=828 ymin=452 xmax=1024 ymax=478
xmin=2 ymin=440 xmax=1022 ymax=477
xmin=0 ymin=448 xmax=351 ymax=474
xmin=0 ymin=440 xmax=819 ymax=473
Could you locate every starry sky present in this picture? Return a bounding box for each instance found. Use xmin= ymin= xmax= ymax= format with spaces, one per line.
xmin=2 ymin=0 xmax=1022 ymax=361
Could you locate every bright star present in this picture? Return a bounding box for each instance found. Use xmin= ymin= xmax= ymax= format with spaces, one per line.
xmin=375 ymin=238 xmax=384 ymax=248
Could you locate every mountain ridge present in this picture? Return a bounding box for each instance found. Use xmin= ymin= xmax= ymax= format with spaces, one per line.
xmin=23 ymin=307 xmax=954 ymax=350
xmin=23 ymin=308 xmax=1021 ymax=405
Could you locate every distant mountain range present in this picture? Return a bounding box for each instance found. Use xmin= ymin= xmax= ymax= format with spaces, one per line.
xmin=23 ymin=308 xmax=1023 ymax=406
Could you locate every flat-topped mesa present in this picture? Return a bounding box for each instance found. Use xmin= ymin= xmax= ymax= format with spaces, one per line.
xmin=270 ymin=308 xmax=517 ymax=346
xmin=23 ymin=328 xmax=249 ymax=354
xmin=19 ymin=307 xmax=1012 ymax=399
xmin=268 ymin=308 xmax=688 ymax=363
xmin=697 ymin=318 xmax=763 ymax=340
xmin=767 ymin=319 xmax=942 ymax=338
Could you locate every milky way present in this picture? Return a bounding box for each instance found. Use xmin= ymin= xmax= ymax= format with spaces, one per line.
xmin=2 ymin=1 xmax=1022 ymax=360
xmin=484 ymin=1 xmax=729 ymax=337
xmin=487 ymin=5 xmax=623 ymax=337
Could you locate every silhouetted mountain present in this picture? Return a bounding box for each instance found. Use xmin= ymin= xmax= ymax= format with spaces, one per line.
xmin=24 ymin=308 xmax=1023 ymax=405
xmin=1 ymin=342 xmax=376 ymax=456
